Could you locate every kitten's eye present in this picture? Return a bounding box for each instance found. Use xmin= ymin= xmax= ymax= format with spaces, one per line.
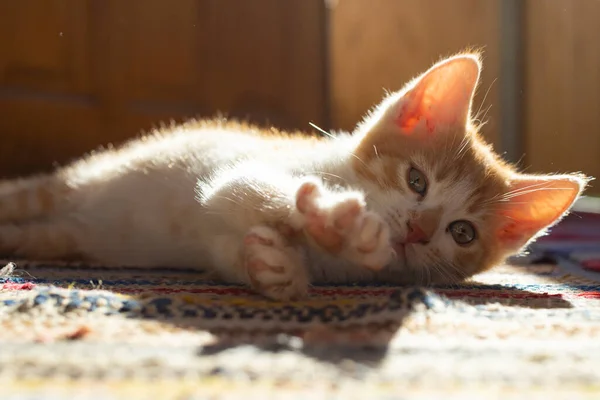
xmin=448 ymin=220 xmax=476 ymax=245
xmin=408 ymin=167 xmax=427 ymax=196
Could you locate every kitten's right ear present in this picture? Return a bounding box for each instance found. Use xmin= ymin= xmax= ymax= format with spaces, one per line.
xmin=396 ymin=54 xmax=480 ymax=135
xmin=362 ymin=54 xmax=481 ymax=138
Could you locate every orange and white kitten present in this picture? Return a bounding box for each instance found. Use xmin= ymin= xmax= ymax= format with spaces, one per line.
xmin=0 ymin=54 xmax=590 ymax=300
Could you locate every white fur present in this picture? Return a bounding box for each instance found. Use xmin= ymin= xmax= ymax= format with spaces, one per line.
xmin=41 ymin=124 xmax=402 ymax=291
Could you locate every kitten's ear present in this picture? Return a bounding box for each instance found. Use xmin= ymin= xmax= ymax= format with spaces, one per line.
xmin=497 ymin=174 xmax=589 ymax=250
xmin=394 ymin=54 xmax=481 ymax=134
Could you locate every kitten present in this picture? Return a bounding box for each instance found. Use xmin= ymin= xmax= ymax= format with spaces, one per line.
xmin=0 ymin=53 xmax=590 ymax=300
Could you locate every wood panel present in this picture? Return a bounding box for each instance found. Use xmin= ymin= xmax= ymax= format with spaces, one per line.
xmin=108 ymin=0 xmax=328 ymax=135
xmin=0 ymin=0 xmax=103 ymax=174
xmin=0 ymin=0 xmax=327 ymax=177
xmin=329 ymin=0 xmax=502 ymax=147
xmin=524 ymin=0 xmax=600 ymax=194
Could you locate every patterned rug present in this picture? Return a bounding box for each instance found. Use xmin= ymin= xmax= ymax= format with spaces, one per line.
xmin=1 ymin=258 xmax=599 ymax=399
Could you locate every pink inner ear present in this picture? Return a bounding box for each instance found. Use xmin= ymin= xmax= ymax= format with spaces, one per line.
xmin=396 ymin=85 xmax=431 ymax=133
xmin=498 ymin=176 xmax=583 ymax=248
xmin=396 ymin=56 xmax=479 ymax=134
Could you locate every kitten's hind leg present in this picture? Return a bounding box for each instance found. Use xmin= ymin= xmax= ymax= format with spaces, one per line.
xmin=0 ymin=218 xmax=82 ymax=260
xmin=0 ymin=175 xmax=70 ymax=223
xmin=239 ymin=226 xmax=308 ymax=301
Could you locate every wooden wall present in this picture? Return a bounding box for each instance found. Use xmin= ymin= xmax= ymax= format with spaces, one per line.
xmin=524 ymin=0 xmax=600 ymax=194
xmin=0 ymin=0 xmax=327 ymax=177
xmin=329 ymin=0 xmax=502 ymax=148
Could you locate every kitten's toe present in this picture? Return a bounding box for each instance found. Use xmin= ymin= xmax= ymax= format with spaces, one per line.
xmin=295 ymin=180 xmax=322 ymax=215
xmin=295 ymin=180 xmax=364 ymax=224
xmin=294 ymin=179 xmax=365 ymax=252
xmin=345 ymin=212 xmax=393 ymax=270
xmin=293 ymin=179 xmax=392 ymax=270
xmin=242 ymin=226 xmax=308 ymax=301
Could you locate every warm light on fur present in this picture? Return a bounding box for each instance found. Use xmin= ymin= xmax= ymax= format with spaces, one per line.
xmin=0 ymin=53 xmax=590 ymax=301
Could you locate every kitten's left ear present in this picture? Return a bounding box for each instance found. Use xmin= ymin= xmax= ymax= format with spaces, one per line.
xmin=394 ymin=54 xmax=481 ymax=134
xmin=497 ymin=174 xmax=590 ymax=251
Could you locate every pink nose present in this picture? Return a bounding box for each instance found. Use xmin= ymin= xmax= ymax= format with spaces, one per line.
xmin=405 ymin=221 xmax=429 ymax=244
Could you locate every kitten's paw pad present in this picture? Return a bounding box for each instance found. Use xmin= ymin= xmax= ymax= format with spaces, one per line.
xmin=294 ymin=181 xmax=392 ymax=270
xmin=242 ymin=226 xmax=308 ymax=301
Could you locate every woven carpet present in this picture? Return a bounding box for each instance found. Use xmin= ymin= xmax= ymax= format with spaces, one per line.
xmin=1 ymin=257 xmax=599 ymax=399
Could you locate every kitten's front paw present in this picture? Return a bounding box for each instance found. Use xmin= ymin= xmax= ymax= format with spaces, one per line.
xmin=295 ymin=180 xmax=393 ymax=270
xmin=242 ymin=226 xmax=308 ymax=301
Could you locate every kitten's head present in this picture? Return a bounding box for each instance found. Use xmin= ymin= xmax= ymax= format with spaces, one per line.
xmin=352 ymin=53 xmax=590 ymax=284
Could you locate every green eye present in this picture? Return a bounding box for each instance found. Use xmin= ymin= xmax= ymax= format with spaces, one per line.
xmin=448 ymin=220 xmax=476 ymax=245
xmin=408 ymin=167 xmax=427 ymax=196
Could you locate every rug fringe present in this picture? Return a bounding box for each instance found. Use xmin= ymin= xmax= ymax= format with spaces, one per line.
xmin=0 ymin=262 xmax=16 ymax=277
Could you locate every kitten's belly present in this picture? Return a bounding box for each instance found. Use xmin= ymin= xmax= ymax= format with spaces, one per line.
xmin=74 ymin=204 xmax=220 ymax=269
xmin=77 ymin=228 xmax=210 ymax=269
xmin=73 ymin=179 xmax=214 ymax=268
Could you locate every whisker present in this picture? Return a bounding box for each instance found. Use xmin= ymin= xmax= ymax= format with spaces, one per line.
xmin=474 ymin=78 xmax=498 ymax=123
xmin=373 ymin=145 xmax=380 ymax=159
xmin=306 ymin=171 xmax=349 ymax=185
xmin=427 ymin=254 xmax=452 ymax=285
xmin=481 ymin=182 xmax=576 ymax=207
xmin=501 ymin=186 xmax=575 ymax=201
xmin=476 ymin=103 xmax=494 ymax=128
xmin=500 ymin=181 xmax=555 ymax=197
xmin=444 ymin=262 xmax=468 ymax=285
xmin=309 ymin=122 xmax=336 ymax=139
xmin=422 ymin=265 xmax=429 ymax=287
xmin=205 ymin=195 xmax=244 ymax=207
xmin=427 ymin=250 xmax=466 ymax=287
xmin=348 ymin=152 xmax=370 ymax=170
xmin=454 ymin=135 xmax=471 ymax=161
xmin=416 ymin=261 xmax=425 ymax=287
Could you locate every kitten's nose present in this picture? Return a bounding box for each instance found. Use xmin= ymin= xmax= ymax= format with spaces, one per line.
xmin=405 ymin=221 xmax=429 ymax=244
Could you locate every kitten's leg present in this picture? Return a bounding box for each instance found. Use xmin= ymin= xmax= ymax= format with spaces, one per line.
xmin=292 ymin=179 xmax=393 ymax=271
xmin=0 ymin=175 xmax=69 ymax=223
xmin=0 ymin=219 xmax=81 ymax=259
xmin=240 ymin=225 xmax=308 ymax=301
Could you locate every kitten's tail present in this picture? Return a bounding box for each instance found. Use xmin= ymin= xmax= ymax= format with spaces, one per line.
xmin=0 ymin=175 xmax=70 ymax=223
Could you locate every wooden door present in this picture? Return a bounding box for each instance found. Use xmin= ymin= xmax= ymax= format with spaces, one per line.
xmin=524 ymin=0 xmax=600 ymax=195
xmin=0 ymin=0 xmax=327 ymax=177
